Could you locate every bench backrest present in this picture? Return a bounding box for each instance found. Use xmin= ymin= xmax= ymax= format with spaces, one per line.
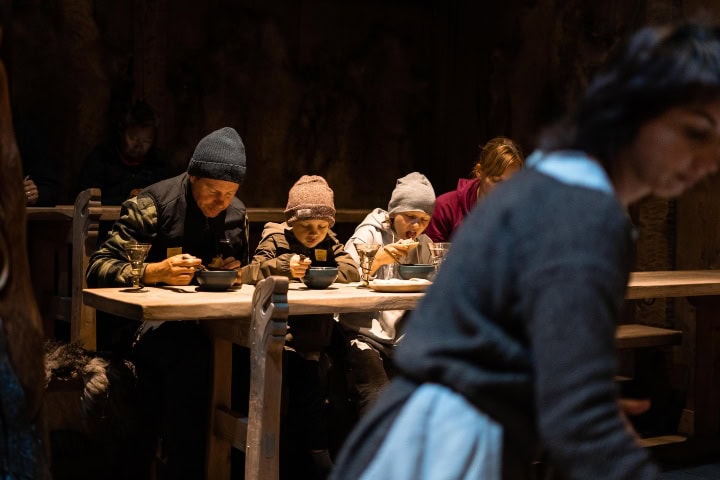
xmin=70 ymin=189 xmax=120 ymax=349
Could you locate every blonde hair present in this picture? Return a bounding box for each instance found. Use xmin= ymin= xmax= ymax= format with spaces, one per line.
xmin=472 ymin=137 xmax=524 ymax=180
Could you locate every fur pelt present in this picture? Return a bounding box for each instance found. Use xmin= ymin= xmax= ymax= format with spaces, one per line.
xmin=44 ymin=340 xmax=154 ymax=480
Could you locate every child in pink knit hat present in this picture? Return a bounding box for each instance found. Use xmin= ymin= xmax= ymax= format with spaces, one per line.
xmin=242 ymin=174 xmax=359 ymax=478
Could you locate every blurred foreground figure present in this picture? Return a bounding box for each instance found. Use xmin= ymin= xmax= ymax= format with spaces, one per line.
xmin=0 ymin=52 xmax=49 ymax=477
xmin=332 ymin=21 xmax=720 ymax=480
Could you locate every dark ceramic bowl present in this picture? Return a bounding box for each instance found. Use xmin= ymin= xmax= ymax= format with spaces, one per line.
xmin=196 ymin=269 xmax=239 ymax=291
xmin=397 ymin=263 xmax=435 ymax=280
xmin=301 ymin=266 xmax=338 ymax=289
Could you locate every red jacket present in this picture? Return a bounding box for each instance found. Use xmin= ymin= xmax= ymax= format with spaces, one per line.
xmin=424 ymin=178 xmax=479 ymax=242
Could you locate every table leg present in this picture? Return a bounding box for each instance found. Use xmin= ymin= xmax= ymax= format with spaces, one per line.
xmin=206 ymin=336 xmax=233 ymax=479
xmin=692 ymin=297 xmax=720 ymax=437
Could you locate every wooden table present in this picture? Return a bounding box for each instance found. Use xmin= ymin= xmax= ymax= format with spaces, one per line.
xmin=84 ymin=271 xmax=720 ymax=478
xmin=84 ymin=279 xmax=424 ymax=480
xmin=28 ymin=201 xmax=368 ymax=342
xmin=628 ymin=271 xmax=720 ymax=444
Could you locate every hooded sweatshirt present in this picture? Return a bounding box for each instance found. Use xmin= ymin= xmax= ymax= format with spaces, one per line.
xmin=424 ymin=177 xmax=480 ymax=242
xmin=339 ymin=208 xmax=433 ymax=345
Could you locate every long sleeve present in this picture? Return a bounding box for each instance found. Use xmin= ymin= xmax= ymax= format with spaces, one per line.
xmin=242 ymin=223 xmax=360 ymax=284
xmin=241 ymin=224 xmax=293 ymax=284
xmin=424 ymin=203 xmax=452 ymax=243
xmin=86 ymin=195 xmax=158 ymax=287
xmin=518 ymin=204 xmax=658 ymax=480
xmin=332 ymin=241 xmax=361 ymax=283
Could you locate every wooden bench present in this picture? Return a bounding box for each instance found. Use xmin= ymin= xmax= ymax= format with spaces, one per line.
xmin=616 ymin=324 xmax=682 ymax=349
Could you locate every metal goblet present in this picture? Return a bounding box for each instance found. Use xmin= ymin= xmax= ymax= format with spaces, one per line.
xmin=123 ymin=243 xmax=152 ymax=292
xmin=354 ymin=241 xmax=381 ymax=287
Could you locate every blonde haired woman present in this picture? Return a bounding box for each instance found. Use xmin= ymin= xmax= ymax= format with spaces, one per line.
xmin=425 ymin=136 xmax=524 ymax=242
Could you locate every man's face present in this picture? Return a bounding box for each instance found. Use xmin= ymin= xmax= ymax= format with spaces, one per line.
xmin=189 ymin=176 xmax=239 ymax=218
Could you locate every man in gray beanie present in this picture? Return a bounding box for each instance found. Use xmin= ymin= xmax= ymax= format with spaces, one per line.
xmin=87 ymin=126 xmax=250 ymax=478
xmin=187 ymin=126 xmax=247 ymax=185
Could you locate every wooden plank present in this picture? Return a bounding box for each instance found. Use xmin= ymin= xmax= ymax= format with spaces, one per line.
xmin=29 ymin=206 xmax=367 ymax=225
xmin=639 ymin=434 xmax=687 ymax=448
xmin=70 ymin=188 xmax=102 ymax=349
xmin=616 ymin=324 xmax=682 ymax=349
xmin=83 ymin=283 xmax=424 ymax=322
xmin=627 ymin=270 xmax=720 ymax=299
xmin=206 ymin=336 xmax=233 ymax=480
xmin=213 ymin=407 xmax=248 ymax=451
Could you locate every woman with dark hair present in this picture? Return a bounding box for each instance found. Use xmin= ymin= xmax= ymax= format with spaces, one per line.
xmin=424 ymin=136 xmax=524 ymax=242
xmin=79 ymin=99 xmax=169 ymax=205
xmin=331 ymin=22 xmax=720 ymax=480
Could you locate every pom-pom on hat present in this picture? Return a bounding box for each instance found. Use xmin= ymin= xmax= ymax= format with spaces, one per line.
xmin=285 ymin=175 xmax=336 ymax=227
xmin=187 ymin=127 xmax=247 ymax=184
xmin=388 ymin=172 xmax=436 ymax=217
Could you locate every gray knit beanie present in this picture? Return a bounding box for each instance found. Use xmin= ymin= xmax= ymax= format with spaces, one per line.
xmin=187 ymin=127 xmax=247 ymax=184
xmin=285 ymin=175 xmax=336 ymax=227
xmin=388 ymin=172 xmax=436 ymax=216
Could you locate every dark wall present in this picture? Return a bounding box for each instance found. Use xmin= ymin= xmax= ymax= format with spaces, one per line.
xmin=2 ymin=0 xmax=711 ymax=209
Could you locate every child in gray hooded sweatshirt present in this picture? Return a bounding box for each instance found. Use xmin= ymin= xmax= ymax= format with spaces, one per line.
xmin=339 ymin=172 xmax=436 ymax=415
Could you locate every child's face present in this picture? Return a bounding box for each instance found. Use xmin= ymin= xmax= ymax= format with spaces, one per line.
xmin=392 ymin=211 xmax=431 ymax=240
xmin=292 ymin=219 xmax=330 ymax=248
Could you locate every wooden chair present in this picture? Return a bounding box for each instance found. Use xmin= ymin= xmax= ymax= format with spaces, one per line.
xmin=70 ymin=188 xmax=121 ymax=350
xmin=70 ymin=188 xmax=103 ymax=350
xmin=204 ymin=276 xmax=290 ymax=480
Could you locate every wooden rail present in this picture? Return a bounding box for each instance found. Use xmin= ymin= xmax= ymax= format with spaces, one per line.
xmin=28 ymin=205 xmax=370 ymax=225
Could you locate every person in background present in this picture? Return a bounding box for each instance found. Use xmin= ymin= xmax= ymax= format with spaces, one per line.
xmin=425 ymin=136 xmax=524 ymax=242
xmin=79 ymin=99 xmax=169 ymax=205
xmin=339 ymin=172 xmax=436 ymax=416
xmin=14 ymin=112 xmax=60 ymax=206
xmin=87 ymin=126 xmax=249 ymax=478
xmin=242 ymin=175 xmax=359 ymax=479
xmin=332 ymin=21 xmax=720 ymax=480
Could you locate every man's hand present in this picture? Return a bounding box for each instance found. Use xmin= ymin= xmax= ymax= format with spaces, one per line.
xmin=221 ymin=256 xmax=243 ymax=285
xmin=619 ymin=398 xmax=651 ymax=443
xmin=143 ymin=253 xmax=202 ymax=285
xmin=24 ymin=177 xmax=39 ymax=206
